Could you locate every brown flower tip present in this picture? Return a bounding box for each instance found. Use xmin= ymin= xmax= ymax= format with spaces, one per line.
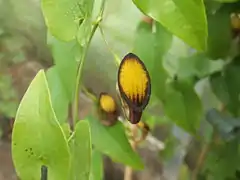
xmin=118 ymin=53 xmax=151 ymax=124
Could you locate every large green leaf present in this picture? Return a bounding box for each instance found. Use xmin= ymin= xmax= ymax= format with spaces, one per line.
xmin=132 ymin=0 xmax=208 ymax=51
xmin=164 ymin=79 xmax=203 ymax=134
xmin=70 ymin=120 xmax=92 ymax=180
xmin=41 ymin=0 xmax=95 ymax=41
xmin=46 ymin=66 xmax=69 ymax=123
xmin=87 ymin=115 xmax=144 ymax=170
xmin=89 ymin=150 xmax=103 ymax=180
xmin=12 ymin=70 xmax=70 ymax=180
xmin=133 ymin=21 xmax=172 ymax=101
xmin=206 ymin=5 xmax=232 ymax=59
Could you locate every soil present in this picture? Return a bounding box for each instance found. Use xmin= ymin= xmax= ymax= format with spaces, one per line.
xmin=0 ymin=141 xmax=17 ymax=180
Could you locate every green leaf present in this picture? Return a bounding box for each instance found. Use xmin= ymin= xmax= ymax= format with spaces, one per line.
xmin=164 ymin=79 xmax=203 ymax=134
xmin=87 ymin=115 xmax=144 ymax=170
xmin=46 ymin=66 xmax=69 ymax=123
xmin=71 ymin=120 xmax=92 ymax=180
xmin=210 ymin=57 xmax=240 ymax=116
xmin=133 ymin=21 xmax=172 ymax=101
xmin=177 ymin=53 xmax=224 ymax=79
xmin=41 ymin=0 xmax=95 ymax=41
xmin=206 ymin=5 xmax=232 ymax=59
xmin=49 ymin=38 xmax=79 ymax=101
xmin=209 ymin=72 xmax=230 ymax=106
xmin=90 ymin=150 xmax=103 ymax=180
xmin=203 ymin=139 xmax=240 ymax=180
xmin=12 ymin=70 xmax=70 ymax=180
xmin=132 ymin=0 xmax=208 ymax=51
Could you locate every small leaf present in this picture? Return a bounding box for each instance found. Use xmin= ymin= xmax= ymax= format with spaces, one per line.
xmin=90 ymin=150 xmax=103 ymax=180
xmin=164 ymin=79 xmax=203 ymax=134
xmin=41 ymin=0 xmax=95 ymax=41
xmin=132 ymin=0 xmax=208 ymax=50
xmin=12 ymin=70 xmax=70 ymax=180
xmin=46 ymin=66 xmax=69 ymax=123
xmin=87 ymin=115 xmax=144 ymax=169
xmin=70 ymin=120 xmax=92 ymax=180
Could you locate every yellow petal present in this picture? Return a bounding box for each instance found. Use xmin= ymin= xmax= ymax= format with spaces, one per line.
xmin=118 ymin=52 xmax=151 ymax=110
xmin=99 ymin=93 xmax=116 ymax=113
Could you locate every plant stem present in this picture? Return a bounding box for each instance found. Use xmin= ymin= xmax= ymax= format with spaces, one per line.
xmin=72 ymin=0 xmax=105 ymax=130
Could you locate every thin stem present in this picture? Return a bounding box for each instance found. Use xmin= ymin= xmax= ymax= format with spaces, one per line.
xmin=99 ymin=25 xmax=121 ymax=66
xmin=72 ymin=0 xmax=106 ymax=129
